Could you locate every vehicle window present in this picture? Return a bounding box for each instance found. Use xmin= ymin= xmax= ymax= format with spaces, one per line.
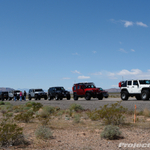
xmin=139 ymin=80 xmax=150 ymax=84
xmin=35 ymin=89 xmax=43 ymax=92
xmin=121 ymin=81 xmax=127 ymax=87
xmin=133 ymin=80 xmax=138 ymax=86
xmin=73 ymin=86 xmax=76 ymax=90
xmin=77 ymin=86 xmax=80 ymax=89
xmin=128 ymin=81 xmax=132 ymax=85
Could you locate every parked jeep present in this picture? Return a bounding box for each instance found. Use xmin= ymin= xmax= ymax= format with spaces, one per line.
xmin=48 ymin=87 xmax=70 ymax=100
xmin=28 ymin=89 xmax=47 ymax=100
xmin=14 ymin=90 xmax=22 ymax=100
xmin=0 ymin=91 xmax=9 ymax=101
xmin=72 ymin=82 xmax=103 ymax=100
xmin=119 ymin=79 xmax=150 ymax=101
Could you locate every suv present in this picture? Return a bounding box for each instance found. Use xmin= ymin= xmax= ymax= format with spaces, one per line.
xmin=48 ymin=87 xmax=70 ymax=100
xmin=14 ymin=90 xmax=22 ymax=100
xmin=28 ymin=89 xmax=47 ymax=100
xmin=119 ymin=79 xmax=150 ymax=101
xmin=8 ymin=91 xmax=14 ymax=100
xmin=0 ymin=91 xmax=9 ymax=101
xmin=72 ymin=82 xmax=103 ymax=100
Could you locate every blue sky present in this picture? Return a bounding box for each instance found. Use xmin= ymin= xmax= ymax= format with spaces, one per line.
xmin=0 ymin=0 xmax=150 ymax=91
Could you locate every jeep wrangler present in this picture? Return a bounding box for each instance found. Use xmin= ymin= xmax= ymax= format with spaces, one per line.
xmin=119 ymin=80 xmax=150 ymax=101
xmin=28 ymin=89 xmax=47 ymax=100
xmin=48 ymin=87 xmax=70 ymax=100
xmin=72 ymin=82 xmax=103 ymax=100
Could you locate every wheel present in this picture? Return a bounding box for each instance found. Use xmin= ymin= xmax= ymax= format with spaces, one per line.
xmin=35 ymin=95 xmax=38 ymax=100
xmin=60 ymin=97 xmax=63 ymax=100
xmin=29 ymin=95 xmax=31 ymax=100
xmin=73 ymin=94 xmax=78 ymax=100
xmin=44 ymin=96 xmax=47 ymax=100
xmin=141 ymin=90 xmax=149 ymax=101
xmin=85 ymin=93 xmax=91 ymax=100
xmin=121 ymin=91 xmax=129 ymax=100
xmin=105 ymin=96 xmax=108 ymax=98
xmin=55 ymin=94 xmax=59 ymax=100
xmin=136 ymin=95 xmax=141 ymax=100
xmin=98 ymin=94 xmax=103 ymax=100
xmin=48 ymin=95 xmax=52 ymax=100
xmin=9 ymin=98 xmax=12 ymax=101
xmin=67 ymin=95 xmax=70 ymax=100
xmin=38 ymin=97 xmax=41 ymax=100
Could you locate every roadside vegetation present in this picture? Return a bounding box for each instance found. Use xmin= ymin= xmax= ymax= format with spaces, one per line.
xmin=0 ymin=101 xmax=150 ymax=149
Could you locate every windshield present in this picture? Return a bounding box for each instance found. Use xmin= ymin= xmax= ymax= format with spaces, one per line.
xmin=139 ymin=80 xmax=150 ymax=84
xmin=99 ymin=88 xmax=103 ymax=91
xmin=14 ymin=90 xmax=20 ymax=93
xmin=35 ymin=89 xmax=43 ymax=92
xmin=55 ymin=87 xmax=65 ymax=91
xmin=84 ymin=83 xmax=96 ymax=88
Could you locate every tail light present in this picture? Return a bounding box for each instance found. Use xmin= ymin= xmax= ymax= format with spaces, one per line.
xmin=118 ymin=82 xmax=121 ymax=88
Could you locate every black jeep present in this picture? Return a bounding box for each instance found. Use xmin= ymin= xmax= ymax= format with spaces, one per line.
xmin=48 ymin=87 xmax=70 ymax=100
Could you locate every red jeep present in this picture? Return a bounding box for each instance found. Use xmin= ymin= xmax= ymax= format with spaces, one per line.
xmin=72 ymin=82 xmax=103 ymax=100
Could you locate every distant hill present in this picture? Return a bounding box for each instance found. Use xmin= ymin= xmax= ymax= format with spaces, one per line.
xmin=0 ymin=87 xmax=15 ymax=92
xmin=105 ymin=88 xmax=121 ymax=93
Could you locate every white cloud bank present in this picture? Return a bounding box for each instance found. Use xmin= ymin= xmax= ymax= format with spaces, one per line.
xmin=136 ymin=22 xmax=148 ymax=27
xmin=71 ymin=70 xmax=81 ymax=74
xmin=111 ymin=19 xmax=148 ymax=28
xmin=78 ymin=76 xmax=90 ymax=79
xmin=121 ymin=20 xmax=133 ymax=27
xmin=92 ymin=69 xmax=150 ymax=80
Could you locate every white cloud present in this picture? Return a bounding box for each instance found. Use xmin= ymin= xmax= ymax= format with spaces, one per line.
xmin=131 ymin=49 xmax=135 ymax=52
xmin=71 ymin=70 xmax=81 ymax=74
xmin=136 ymin=22 xmax=148 ymax=27
xmin=72 ymin=52 xmax=79 ymax=55
xmin=121 ymin=20 xmax=133 ymax=27
xmin=92 ymin=51 xmax=97 ymax=54
xmin=117 ymin=69 xmax=142 ymax=76
xmin=78 ymin=76 xmax=90 ymax=79
xmin=62 ymin=77 xmax=71 ymax=80
xmin=111 ymin=85 xmax=118 ymax=88
xmin=119 ymin=48 xmax=127 ymax=53
xmin=91 ymin=72 xmax=102 ymax=75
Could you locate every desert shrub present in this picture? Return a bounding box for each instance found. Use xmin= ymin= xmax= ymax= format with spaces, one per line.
xmin=14 ymin=111 xmax=34 ymax=123
xmin=35 ymin=126 xmax=53 ymax=140
xmin=0 ymin=118 xmax=24 ymax=147
xmin=4 ymin=102 xmax=12 ymax=106
xmin=32 ymin=103 xmax=43 ymax=112
xmin=87 ymin=102 xmax=127 ymax=125
xmin=69 ymin=103 xmax=84 ymax=112
xmin=23 ymin=107 xmax=31 ymax=111
xmin=0 ymin=102 xmax=5 ymax=105
xmin=43 ymin=106 xmax=55 ymax=114
xmin=87 ymin=109 xmax=100 ymax=121
xmin=37 ymin=109 xmax=50 ymax=118
xmin=143 ymin=108 xmax=150 ymax=117
xmin=73 ymin=114 xmax=81 ymax=123
xmin=25 ymin=102 xmax=36 ymax=107
xmin=101 ymin=125 xmax=121 ymax=140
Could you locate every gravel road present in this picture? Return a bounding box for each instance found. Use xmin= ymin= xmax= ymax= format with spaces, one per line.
xmin=6 ymin=97 xmax=150 ymax=111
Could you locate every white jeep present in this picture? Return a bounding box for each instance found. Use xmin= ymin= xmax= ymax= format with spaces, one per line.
xmin=119 ymin=80 xmax=150 ymax=101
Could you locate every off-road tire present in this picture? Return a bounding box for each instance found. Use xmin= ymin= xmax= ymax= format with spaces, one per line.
xmin=48 ymin=95 xmax=52 ymax=100
xmin=60 ymin=97 xmax=63 ymax=100
xmin=29 ymin=95 xmax=31 ymax=100
xmin=121 ymin=91 xmax=129 ymax=100
xmin=73 ymin=94 xmax=78 ymax=101
xmin=85 ymin=93 xmax=91 ymax=100
xmin=55 ymin=94 xmax=59 ymax=100
xmin=44 ymin=96 xmax=47 ymax=100
xmin=141 ymin=90 xmax=150 ymax=101
xmin=98 ymin=94 xmax=103 ymax=100
xmin=67 ymin=95 xmax=70 ymax=100
xmin=35 ymin=95 xmax=38 ymax=100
